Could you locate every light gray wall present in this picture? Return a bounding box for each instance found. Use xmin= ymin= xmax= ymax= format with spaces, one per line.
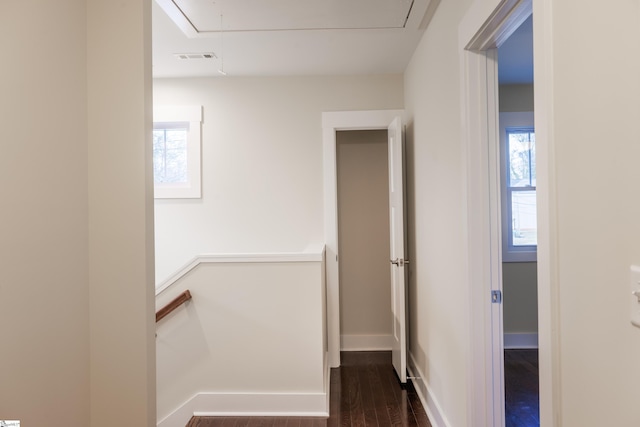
xmin=1 ymin=1 xmax=155 ymax=426
xmin=502 ymin=263 xmax=538 ymax=333
xmin=87 ymin=1 xmax=156 ymax=425
xmin=548 ymin=1 xmax=640 ymax=424
xmin=499 ymin=83 xmax=534 ymax=112
xmin=336 ymin=130 xmax=392 ymax=344
xmin=499 ymin=83 xmax=538 ymax=336
xmin=1 ymin=3 xmax=90 ymax=424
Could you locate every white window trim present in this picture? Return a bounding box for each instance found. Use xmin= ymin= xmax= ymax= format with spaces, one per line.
xmin=153 ymin=105 xmax=202 ymax=199
xmin=500 ymin=111 xmax=536 ymax=262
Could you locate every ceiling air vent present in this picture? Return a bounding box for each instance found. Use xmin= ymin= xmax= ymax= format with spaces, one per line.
xmin=174 ymin=52 xmax=217 ymax=60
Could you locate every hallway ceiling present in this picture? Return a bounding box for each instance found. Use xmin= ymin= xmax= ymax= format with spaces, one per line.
xmin=152 ymin=0 xmax=436 ymax=77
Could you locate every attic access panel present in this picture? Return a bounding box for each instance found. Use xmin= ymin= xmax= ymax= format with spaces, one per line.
xmin=158 ymin=0 xmax=415 ymax=36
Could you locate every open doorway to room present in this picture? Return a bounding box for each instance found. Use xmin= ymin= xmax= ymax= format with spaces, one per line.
xmin=497 ymin=14 xmax=539 ymax=427
xmin=462 ymin=0 xmax=554 ymax=425
xmin=322 ymin=109 xmax=406 ymax=377
xmin=335 ymin=130 xmax=392 ymax=353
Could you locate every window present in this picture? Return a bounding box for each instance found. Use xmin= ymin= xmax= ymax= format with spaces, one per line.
xmin=153 ymin=124 xmax=189 ymax=184
xmin=500 ymin=112 xmax=536 ymax=262
xmin=153 ymin=106 xmax=202 ymax=198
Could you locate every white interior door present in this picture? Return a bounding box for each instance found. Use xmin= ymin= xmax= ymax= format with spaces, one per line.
xmin=388 ymin=116 xmax=407 ymax=383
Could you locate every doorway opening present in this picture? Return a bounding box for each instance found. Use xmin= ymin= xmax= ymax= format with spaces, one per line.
xmin=460 ymin=0 xmax=558 ymax=425
xmin=336 ymin=130 xmax=392 ymax=353
xmin=322 ymin=109 xmax=405 ymax=371
xmin=497 ymin=14 xmax=539 ymax=427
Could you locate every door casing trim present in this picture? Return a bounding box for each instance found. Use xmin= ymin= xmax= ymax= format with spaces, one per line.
xmin=322 ymin=109 xmax=404 ymax=368
xmin=459 ymin=0 xmax=560 ymax=425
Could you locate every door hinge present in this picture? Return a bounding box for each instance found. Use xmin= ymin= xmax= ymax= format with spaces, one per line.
xmin=491 ymin=290 xmax=502 ymax=304
xmin=391 ymin=258 xmax=410 ymax=267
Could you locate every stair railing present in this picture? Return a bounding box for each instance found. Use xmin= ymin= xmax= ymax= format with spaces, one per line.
xmin=156 ymin=290 xmax=192 ymax=323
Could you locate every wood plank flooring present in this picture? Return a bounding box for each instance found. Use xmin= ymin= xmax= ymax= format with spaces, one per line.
xmin=188 ymin=349 xmax=539 ymax=427
xmin=187 ymin=351 xmax=432 ymax=427
xmin=504 ymin=349 xmax=539 ymax=427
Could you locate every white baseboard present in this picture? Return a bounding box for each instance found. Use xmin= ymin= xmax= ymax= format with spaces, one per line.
xmin=157 ymin=391 xmax=328 ymax=427
xmin=504 ymin=333 xmax=538 ymax=349
xmin=407 ymin=352 xmax=451 ymax=427
xmin=340 ymin=334 xmax=392 ymax=351
xmin=324 ymin=351 xmax=331 ymax=415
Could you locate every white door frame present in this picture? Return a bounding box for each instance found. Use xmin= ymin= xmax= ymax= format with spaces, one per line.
xmin=460 ymin=0 xmax=560 ymax=425
xmin=322 ymin=109 xmax=404 ymax=368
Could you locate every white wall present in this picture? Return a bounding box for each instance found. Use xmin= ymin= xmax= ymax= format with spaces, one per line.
xmin=153 ymin=75 xmax=404 ymax=283
xmin=156 ymin=256 xmax=326 ymax=426
xmin=548 ymin=1 xmax=640 ymax=425
xmin=1 ymin=1 xmax=155 ymax=426
xmin=336 ymin=130 xmax=392 ymax=349
xmin=403 ymin=0 xmax=473 ymax=425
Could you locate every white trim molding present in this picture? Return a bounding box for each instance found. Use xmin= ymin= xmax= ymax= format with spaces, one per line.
xmin=322 ymin=109 xmax=404 ymax=368
xmin=532 ymin=0 xmax=561 ymax=424
xmin=459 ymin=42 xmax=503 ymax=427
xmin=459 ymin=1 xmax=547 ymax=426
xmin=504 ymin=333 xmax=539 ymax=349
xmin=155 ymin=246 xmax=326 ymax=295
xmin=157 ymin=392 xmax=329 ymax=427
xmin=340 ymin=334 xmax=392 ymax=351
xmin=460 ymin=0 xmax=559 ymax=424
xmin=407 ymin=352 xmax=451 ymax=427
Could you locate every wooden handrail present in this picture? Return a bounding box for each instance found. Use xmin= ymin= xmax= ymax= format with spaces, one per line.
xmin=156 ymin=290 xmax=192 ymax=323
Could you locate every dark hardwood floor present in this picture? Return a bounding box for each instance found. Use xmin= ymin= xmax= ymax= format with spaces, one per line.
xmin=187 ymin=349 xmax=540 ymax=427
xmin=188 ymin=351 xmax=432 ymax=427
xmin=504 ymin=349 xmax=539 ymax=427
